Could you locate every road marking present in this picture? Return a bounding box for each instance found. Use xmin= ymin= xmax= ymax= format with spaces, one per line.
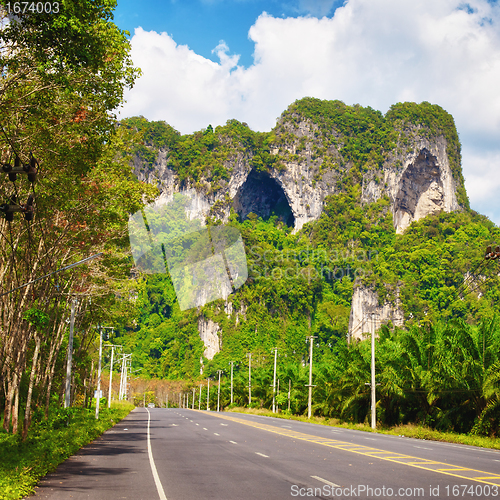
xmin=365 ymin=438 xmax=376 ymax=440
xmin=255 ymin=452 xmax=269 ymax=458
xmin=220 ymin=423 xmax=228 ymax=426
xmin=195 ymin=423 xmax=199 ymax=426
xmin=146 ymin=409 xmax=167 ymax=500
xmin=214 ymin=433 xmax=220 ymax=436
xmin=229 ymin=441 xmax=237 ymax=444
xmin=170 ymin=424 xmax=178 ymax=427
xmin=413 ymin=446 xmax=433 ymax=450
xmin=203 ymin=428 xmax=208 ymax=430
xmin=311 ymin=476 xmax=340 ymax=487
xmin=203 ymin=412 xmax=500 ymax=487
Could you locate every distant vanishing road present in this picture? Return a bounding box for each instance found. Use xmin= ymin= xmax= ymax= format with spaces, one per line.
xmin=30 ymin=408 xmax=500 ymax=500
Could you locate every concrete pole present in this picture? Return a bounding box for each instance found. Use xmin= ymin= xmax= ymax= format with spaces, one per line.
xmin=199 ymin=385 xmax=202 ymax=410
xmin=272 ymin=348 xmax=277 ymax=413
xmin=123 ymin=356 xmax=129 ymax=401
xmin=288 ymin=379 xmax=291 ymax=412
xmin=166 ymin=394 xmax=168 ymax=408
xmin=307 ymin=336 xmax=317 ymax=419
xmin=207 ymin=379 xmax=210 ymax=411
xmin=119 ymin=355 xmax=124 ymax=400
xmin=217 ymin=370 xmax=222 ymax=412
xmin=371 ymin=313 xmax=376 ymax=430
xmin=95 ymin=326 xmax=103 ymax=419
xmin=107 ymin=346 xmax=114 ymax=409
xmin=192 ymin=388 xmax=195 ymax=410
xmin=230 ymin=361 xmax=234 ymax=405
xmin=247 ymin=353 xmax=252 ymax=406
xmin=64 ymin=298 xmax=76 ymax=408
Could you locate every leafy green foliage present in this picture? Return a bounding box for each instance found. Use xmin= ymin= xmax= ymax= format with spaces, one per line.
xmin=281 ymin=97 xmax=397 ymax=170
xmin=0 ymin=403 xmax=133 ymax=499
xmin=117 ymin=98 xmax=496 ymax=438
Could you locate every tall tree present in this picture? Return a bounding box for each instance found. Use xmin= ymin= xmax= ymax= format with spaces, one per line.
xmin=0 ymin=0 xmax=154 ymax=434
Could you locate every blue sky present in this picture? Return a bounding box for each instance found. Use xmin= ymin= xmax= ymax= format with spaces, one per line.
xmin=114 ymin=0 xmax=343 ymax=67
xmin=113 ymin=0 xmax=500 ymax=225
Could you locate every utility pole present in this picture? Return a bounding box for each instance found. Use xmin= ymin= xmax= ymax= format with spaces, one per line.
xmin=199 ymin=385 xmax=202 ymax=410
xmin=119 ymin=354 xmax=124 ymax=400
xmin=207 ymin=378 xmax=210 ymax=411
xmin=107 ymin=345 xmax=115 ymax=409
xmin=64 ymin=298 xmax=77 ymax=408
xmin=246 ymin=353 xmax=252 ymax=406
xmin=288 ymin=379 xmax=291 ymax=411
xmin=95 ymin=326 xmax=103 ymax=419
xmin=192 ymin=387 xmax=195 ymax=409
xmin=305 ymin=336 xmax=317 ymax=419
xmin=217 ymin=370 xmax=222 ymax=412
xmin=272 ymin=348 xmax=278 ymax=413
xmin=166 ymin=394 xmax=168 ymax=408
xmin=118 ymin=353 xmax=131 ymax=401
xmin=229 ymin=361 xmax=234 ymax=405
xmin=371 ymin=312 xmax=377 ymax=429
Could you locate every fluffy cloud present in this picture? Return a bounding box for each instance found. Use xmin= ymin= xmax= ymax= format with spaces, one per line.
xmin=119 ymin=0 xmax=500 ymax=223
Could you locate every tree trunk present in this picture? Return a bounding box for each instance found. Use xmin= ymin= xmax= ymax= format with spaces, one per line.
xmin=23 ymin=335 xmax=41 ymax=440
xmin=2 ymin=369 xmax=14 ymax=432
xmin=12 ymin=371 xmax=20 ymax=434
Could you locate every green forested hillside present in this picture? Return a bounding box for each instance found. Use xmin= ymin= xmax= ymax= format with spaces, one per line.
xmin=112 ymin=99 xmax=500 ymax=435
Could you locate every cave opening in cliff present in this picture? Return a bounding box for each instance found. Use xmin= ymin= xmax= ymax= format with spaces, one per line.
xmin=233 ymin=170 xmax=295 ymax=227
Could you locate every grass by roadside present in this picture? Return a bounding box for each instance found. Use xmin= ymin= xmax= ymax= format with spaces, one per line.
xmin=0 ymin=401 xmax=135 ymax=500
xmin=226 ymin=407 xmax=500 ymax=450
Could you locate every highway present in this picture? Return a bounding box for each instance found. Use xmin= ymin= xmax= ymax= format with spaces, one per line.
xmin=31 ymin=408 xmax=500 ymax=499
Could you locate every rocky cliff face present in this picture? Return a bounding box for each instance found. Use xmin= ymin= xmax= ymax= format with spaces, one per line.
xmin=348 ymin=286 xmax=405 ymax=341
xmin=132 ymin=102 xmax=464 ymax=236
xmin=128 ymin=99 xmax=467 ymax=349
xmin=375 ymin=127 xmax=460 ymax=234
xmin=197 ymin=316 xmax=220 ymax=360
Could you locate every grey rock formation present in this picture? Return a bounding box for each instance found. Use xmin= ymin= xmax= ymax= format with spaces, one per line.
xmin=129 ymin=101 xmax=465 ymax=349
xmin=348 ymin=286 xmax=405 ymax=341
xmin=197 ymin=316 xmax=220 ymax=360
xmin=132 ymin=122 xmax=461 ymax=237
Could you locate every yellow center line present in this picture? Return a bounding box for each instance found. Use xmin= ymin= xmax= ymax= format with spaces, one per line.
xmin=201 ymin=411 xmax=500 ymax=486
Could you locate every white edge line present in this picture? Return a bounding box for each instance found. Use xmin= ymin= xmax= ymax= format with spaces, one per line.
xmin=311 ymin=476 xmax=341 ymax=488
xmin=229 ymin=440 xmax=237 ymax=444
xmin=255 ymin=452 xmax=269 ymax=458
xmin=147 ymin=408 xmax=168 ymax=500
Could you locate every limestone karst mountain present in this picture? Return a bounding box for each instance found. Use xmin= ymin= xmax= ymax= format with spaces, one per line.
xmin=122 ymin=98 xmax=493 ymax=367
xmin=130 ymin=98 xmax=466 ymax=237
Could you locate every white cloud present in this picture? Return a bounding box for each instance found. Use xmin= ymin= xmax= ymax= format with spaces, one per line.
xmin=462 ymin=147 xmax=500 ymax=221
xmin=119 ymin=0 xmax=500 ymax=223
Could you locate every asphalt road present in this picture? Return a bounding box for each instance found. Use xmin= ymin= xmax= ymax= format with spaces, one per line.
xmin=30 ymin=408 xmax=500 ymax=500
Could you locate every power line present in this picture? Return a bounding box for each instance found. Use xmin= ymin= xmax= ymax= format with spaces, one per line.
xmin=0 ymin=252 xmax=103 ymax=297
